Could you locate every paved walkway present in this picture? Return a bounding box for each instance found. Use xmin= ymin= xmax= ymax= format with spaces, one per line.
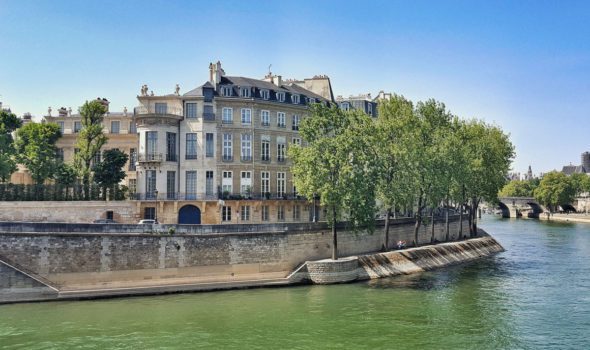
xmin=539 ymin=213 xmax=590 ymax=224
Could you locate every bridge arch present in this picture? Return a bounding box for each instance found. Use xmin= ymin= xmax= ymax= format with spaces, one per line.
xmin=497 ymin=202 xmax=511 ymax=218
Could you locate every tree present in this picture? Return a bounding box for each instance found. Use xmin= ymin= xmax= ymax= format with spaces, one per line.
xmin=289 ymin=104 xmax=377 ymax=260
xmin=373 ymin=94 xmax=414 ymax=250
xmin=0 ymin=110 xmax=22 ymax=182
xmin=499 ymin=179 xmax=537 ymax=197
xmin=568 ymin=173 xmax=589 ymax=197
xmin=92 ymin=149 xmax=129 ymax=200
xmin=74 ymin=100 xmax=108 ymax=199
xmin=535 ymin=171 xmax=576 ymax=212
xmin=54 ymin=162 xmax=77 ymax=200
xmin=14 ymin=122 xmax=61 ymax=184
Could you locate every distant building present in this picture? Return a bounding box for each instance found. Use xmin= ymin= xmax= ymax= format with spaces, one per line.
xmin=561 ymin=151 xmax=590 ymax=175
xmin=336 ymin=93 xmax=378 ymax=118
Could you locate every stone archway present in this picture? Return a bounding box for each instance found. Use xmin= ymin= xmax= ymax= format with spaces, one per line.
xmin=178 ymin=205 xmax=201 ymax=224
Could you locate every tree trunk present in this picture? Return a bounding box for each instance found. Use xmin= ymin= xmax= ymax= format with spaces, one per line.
xmin=331 ymin=206 xmax=338 ymax=260
xmin=430 ymin=208 xmax=435 ymax=243
xmin=383 ymin=207 xmax=392 ymax=251
xmin=471 ymin=197 xmax=478 ymax=237
xmin=414 ymin=194 xmax=423 ymax=247
xmin=445 ymin=198 xmax=450 ymax=241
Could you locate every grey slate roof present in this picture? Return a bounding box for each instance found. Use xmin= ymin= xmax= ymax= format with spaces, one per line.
xmin=562 ymin=165 xmax=586 ymax=175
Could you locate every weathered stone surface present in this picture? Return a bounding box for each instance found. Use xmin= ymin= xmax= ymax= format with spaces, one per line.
xmin=306 ymin=257 xmax=359 ymax=284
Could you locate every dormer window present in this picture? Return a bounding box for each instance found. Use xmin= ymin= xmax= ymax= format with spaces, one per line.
xmin=240 ymin=87 xmax=251 ymax=98
xmin=368 ymin=103 xmax=373 ymax=116
xmin=308 ymin=97 xmax=315 ymax=105
xmin=341 ymin=102 xmax=349 ymax=111
xmin=260 ymin=89 xmax=270 ymax=100
xmin=292 ymin=95 xmax=300 ymax=104
xmin=221 ymin=86 xmax=232 ymax=96
xmin=277 ymin=92 xmax=285 ymax=102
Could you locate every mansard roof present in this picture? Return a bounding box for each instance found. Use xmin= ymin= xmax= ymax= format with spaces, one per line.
xmin=562 ymin=165 xmax=586 ymax=175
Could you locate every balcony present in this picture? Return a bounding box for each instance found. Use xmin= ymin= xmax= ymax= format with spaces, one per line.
xmin=203 ymin=112 xmax=216 ymax=122
xmin=241 ymin=155 xmax=253 ymax=162
xmin=222 ymin=155 xmax=233 ymax=162
xmin=138 ymin=153 xmax=162 ymax=163
xmin=217 ymin=191 xmax=305 ymax=201
xmin=131 ymin=192 xmax=218 ymax=201
xmin=134 ymin=106 xmax=183 ymax=118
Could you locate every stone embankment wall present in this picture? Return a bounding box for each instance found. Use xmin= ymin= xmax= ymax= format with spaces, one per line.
xmin=0 ymin=201 xmax=137 ymax=224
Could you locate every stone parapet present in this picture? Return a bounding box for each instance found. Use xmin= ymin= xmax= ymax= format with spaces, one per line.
xmin=306 ymin=257 xmax=359 ymax=284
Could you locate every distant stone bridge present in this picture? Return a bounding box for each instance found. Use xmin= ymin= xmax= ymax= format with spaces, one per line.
xmin=497 ymin=197 xmax=545 ymax=218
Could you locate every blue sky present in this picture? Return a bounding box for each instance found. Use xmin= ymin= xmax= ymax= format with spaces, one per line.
xmin=1 ymin=0 xmax=589 ymax=174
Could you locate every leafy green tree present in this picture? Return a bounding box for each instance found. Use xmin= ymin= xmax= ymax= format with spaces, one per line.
xmin=568 ymin=173 xmax=589 ymax=197
xmin=499 ymin=180 xmax=537 ymax=197
xmin=289 ymin=104 xmax=377 ymax=260
xmin=92 ymin=149 xmax=129 ymax=200
xmin=0 ymin=110 xmax=22 ymax=182
xmin=14 ymin=122 xmax=61 ymax=184
xmin=74 ymin=100 xmax=108 ymax=199
xmin=535 ymin=171 xmax=576 ymax=212
xmin=54 ymin=162 xmax=77 ymax=200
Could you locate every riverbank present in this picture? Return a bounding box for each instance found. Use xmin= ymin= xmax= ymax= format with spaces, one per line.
xmin=539 ymin=213 xmax=590 ymax=224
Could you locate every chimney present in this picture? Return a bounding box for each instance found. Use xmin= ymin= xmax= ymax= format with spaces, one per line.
xmin=272 ymin=75 xmax=282 ymax=87
xmin=209 ymin=61 xmax=224 ymax=87
xmin=58 ymin=107 xmax=67 ymax=117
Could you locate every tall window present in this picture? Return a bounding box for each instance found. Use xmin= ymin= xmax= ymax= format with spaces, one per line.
xmin=221 ymin=86 xmax=232 ymax=96
xmin=292 ymin=115 xmax=300 ymax=131
xmin=167 ymin=171 xmax=176 ymax=199
xmin=293 ymin=205 xmax=301 ymax=221
xmin=240 ymin=205 xmax=250 ymax=221
xmin=146 ymin=170 xmax=157 ymax=198
xmin=186 ymin=133 xmax=197 ymax=160
xmin=277 ymin=112 xmax=286 ymax=127
xmin=74 ymin=121 xmax=82 ymax=133
xmin=129 ymin=121 xmax=137 ymax=133
xmin=261 ymin=205 xmax=269 ymax=221
xmin=222 ymin=171 xmax=233 ymax=193
xmin=277 ymin=172 xmax=286 ymax=197
xmin=186 ymin=171 xmax=197 ymax=200
xmin=292 ymin=95 xmax=300 ymax=104
xmin=206 ymin=171 xmax=214 ymax=197
xmin=241 ymin=108 xmax=251 ymax=124
xmin=146 ymin=131 xmax=158 ymax=158
xmin=261 ymin=110 xmax=270 ymax=126
xmin=129 ymin=148 xmax=137 ymax=170
xmin=55 ymin=148 xmax=64 ymax=162
xmin=110 ymin=121 xmax=120 ymax=134
xmin=155 ymin=103 xmax=167 ymax=114
xmin=222 ymin=107 xmax=233 ymax=123
xmin=185 ymin=103 xmax=197 ymax=119
xmin=166 ymin=132 xmax=177 ymax=161
xmin=260 ymin=89 xmax=269 ymax=100
xmin=222 ymin=206 xmax=232 ymax=221
xmin=144 ymin=207 xmax=156 ymax=220
xmin=240 ymin=171 xmax=252 ymax=195
xmin=292 ymin=137 xmax=301 ymax=146
xmin=128 ymin=179 xmax=137 ymax=195
xmin=261 ymin=171 xmax=270 ymax=194
xmin=223 ymin=133 xmax=232 ymax=161
xmin=277 ymin=92 xmax=285 ymax=102
xmin=277 ymin=205 xmax=285 ymax=221
xmin=241 ymin=134 xmax=252 ymax=161
xmin=206 ymin=133 xmax=214 ymax=157
xmin=240 ymin=87 xmax=251 ymax=98
xmin=277 ymin=137 xmax=286 ymax=162
xmin=261 ymin=135 xmax=270 ymax=161
xmin=57 ymin=121 xmax=64 ymax=134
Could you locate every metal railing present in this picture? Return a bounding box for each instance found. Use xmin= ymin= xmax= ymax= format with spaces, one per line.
xmin=134 ymin=106 xmax=183 ymax=117
xmin=138 ymin=153 xmax=162 ymax=162
xmin=130 ymin=192 xmax=306 ymax=201
xmin=203 ymin=112 xmax=216 ymax=121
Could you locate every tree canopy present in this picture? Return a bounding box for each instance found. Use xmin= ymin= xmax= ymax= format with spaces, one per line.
xmin=14 ymin=122 xmax=61 ymax=184
xmin=0 ymin=110 xmax=22 ymax=182
xmin=535 ymin=171 xmax=578 ymax=212
xmin=93 ymin=149 xmax=129 ymax=199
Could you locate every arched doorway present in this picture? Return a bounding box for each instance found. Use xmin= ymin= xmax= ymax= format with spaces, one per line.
xmin=178 ymin=205 xmax=201 ymax=224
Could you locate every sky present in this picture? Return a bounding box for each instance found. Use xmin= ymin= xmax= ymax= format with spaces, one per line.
xmin=1 ymin=0 xmax=589 ymax=175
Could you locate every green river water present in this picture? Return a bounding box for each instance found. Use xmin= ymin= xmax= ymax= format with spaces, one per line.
xmin=1 ymin=216 xmax=589 ymax=349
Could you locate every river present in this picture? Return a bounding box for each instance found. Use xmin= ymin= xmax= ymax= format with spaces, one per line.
xmin=1 ymin=216 xmax=589 ymax=349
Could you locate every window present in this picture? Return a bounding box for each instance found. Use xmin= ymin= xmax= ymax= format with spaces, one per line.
xmin=240 ymin=87 xmax=251 ymax=98
xmin=128 ymin=179 xmax=137 ymax=195
xmin=74 ymin=121 xmax=82 ymax=133
xmin=186 ymin=133 xmax=197 ymax=160
xmin=240 ymin=171 xmax=252 ymax=195
xmin=260 ymin=89 xmax=269 ymax=100
xmin=368 ymin=103 xmax=373 ymax=116
xmin=292 ymin=94 xmax=300 ymax=104
xmin=241 ymin=205 xmax=250 ymax=221
xmin=308 ymin=97 xmax=315 ymax=105
xmin=241 ymin=108 xmax=251 ymax=124
xmin=222 ymin=107 xmax=233 ymax=123
xmin=277 ymin=205 xmax=285 ymax=221
xmin=55 ymin=148 xmax=64 ymax=162
xmin=277 ymin=137 xmax=286 ymax=162
xmin=261 ymin=205 xmax=269 ymax=221
xmin=206 ymin=171 xmax=214 ymax=196
xmin=155 ymin=103 xmax=168 ymax=114
xmin=261 ymin=171 xmax=270 ymax=194
xmin=221 ymin=86 xmax=232 ymax=96
xmin=292 ymin=115 xmax=300 ymax=131
xmin=261 ymin=110 xmax=270 ymax=126
xmin=277 ymin=172 xmax=286 ymax=197
xmin=185 ymin=103 xmax=197 ymax=119
xmin=222 ymin=171 xmax=233 ymax=194
xmin=206 ymin=133 xmax=214 ymax=157
xmin=203 ymin=105 xmax=214 ymax=120
xmin=293 ymin=205 xmax=301 ymax=221
xmin=292 ymin=137 xmax=301 ymax=146
xmin=186 ymin=171 xmax=197 ymax=200
xmin=222 ymin=206 xmax=232 ymax=221
xmin=241 ymin=134 xmax=252 ymax=161
xmin=166 ymin=132 xmax=177 ymax=161
xmin=146 ymin=170 xmax=157 ymax=198
xmin=167 ymin=171 xmax=176 ymax=199
xmin=223 ymin=134 xmax=233 ymax=161
xmin=92 ymin=151 xmax=101 ymax=165
xmin=261 ymin=135 xmax=270 ymax=161
xmin=106 ymin=211 xmax=114 ymax=220
xmin=129 ymin=121 xmax=137 ymax=133
xmin=129 ymin=148 xmax=137 ymax=170
xmin=144 ymin=207 xmax=156 ymax=220
xmin=340 ymin=102 xmax=349 ymax=111
xmin=110 ymin=121 xmax=120 ymax=134
xmin=277 ymin=92 xmax=285 ymax=102
xmin=146 ymin=131 xmax=158 ymax=158
xmin=277 ymin=112 xmax=286 ymax=127
xmin=57 ymin=121 xmax=64 ymax=134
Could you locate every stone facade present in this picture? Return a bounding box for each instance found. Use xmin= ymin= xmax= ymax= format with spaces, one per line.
xmin=0 ymin=201 xmax=137 ymax=223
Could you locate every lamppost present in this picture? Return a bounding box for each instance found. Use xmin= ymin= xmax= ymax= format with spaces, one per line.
xmin=154 ymin=189 xmax=159 ymax=223
xmin=312 ymin=193 xmax=317 ymax=222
